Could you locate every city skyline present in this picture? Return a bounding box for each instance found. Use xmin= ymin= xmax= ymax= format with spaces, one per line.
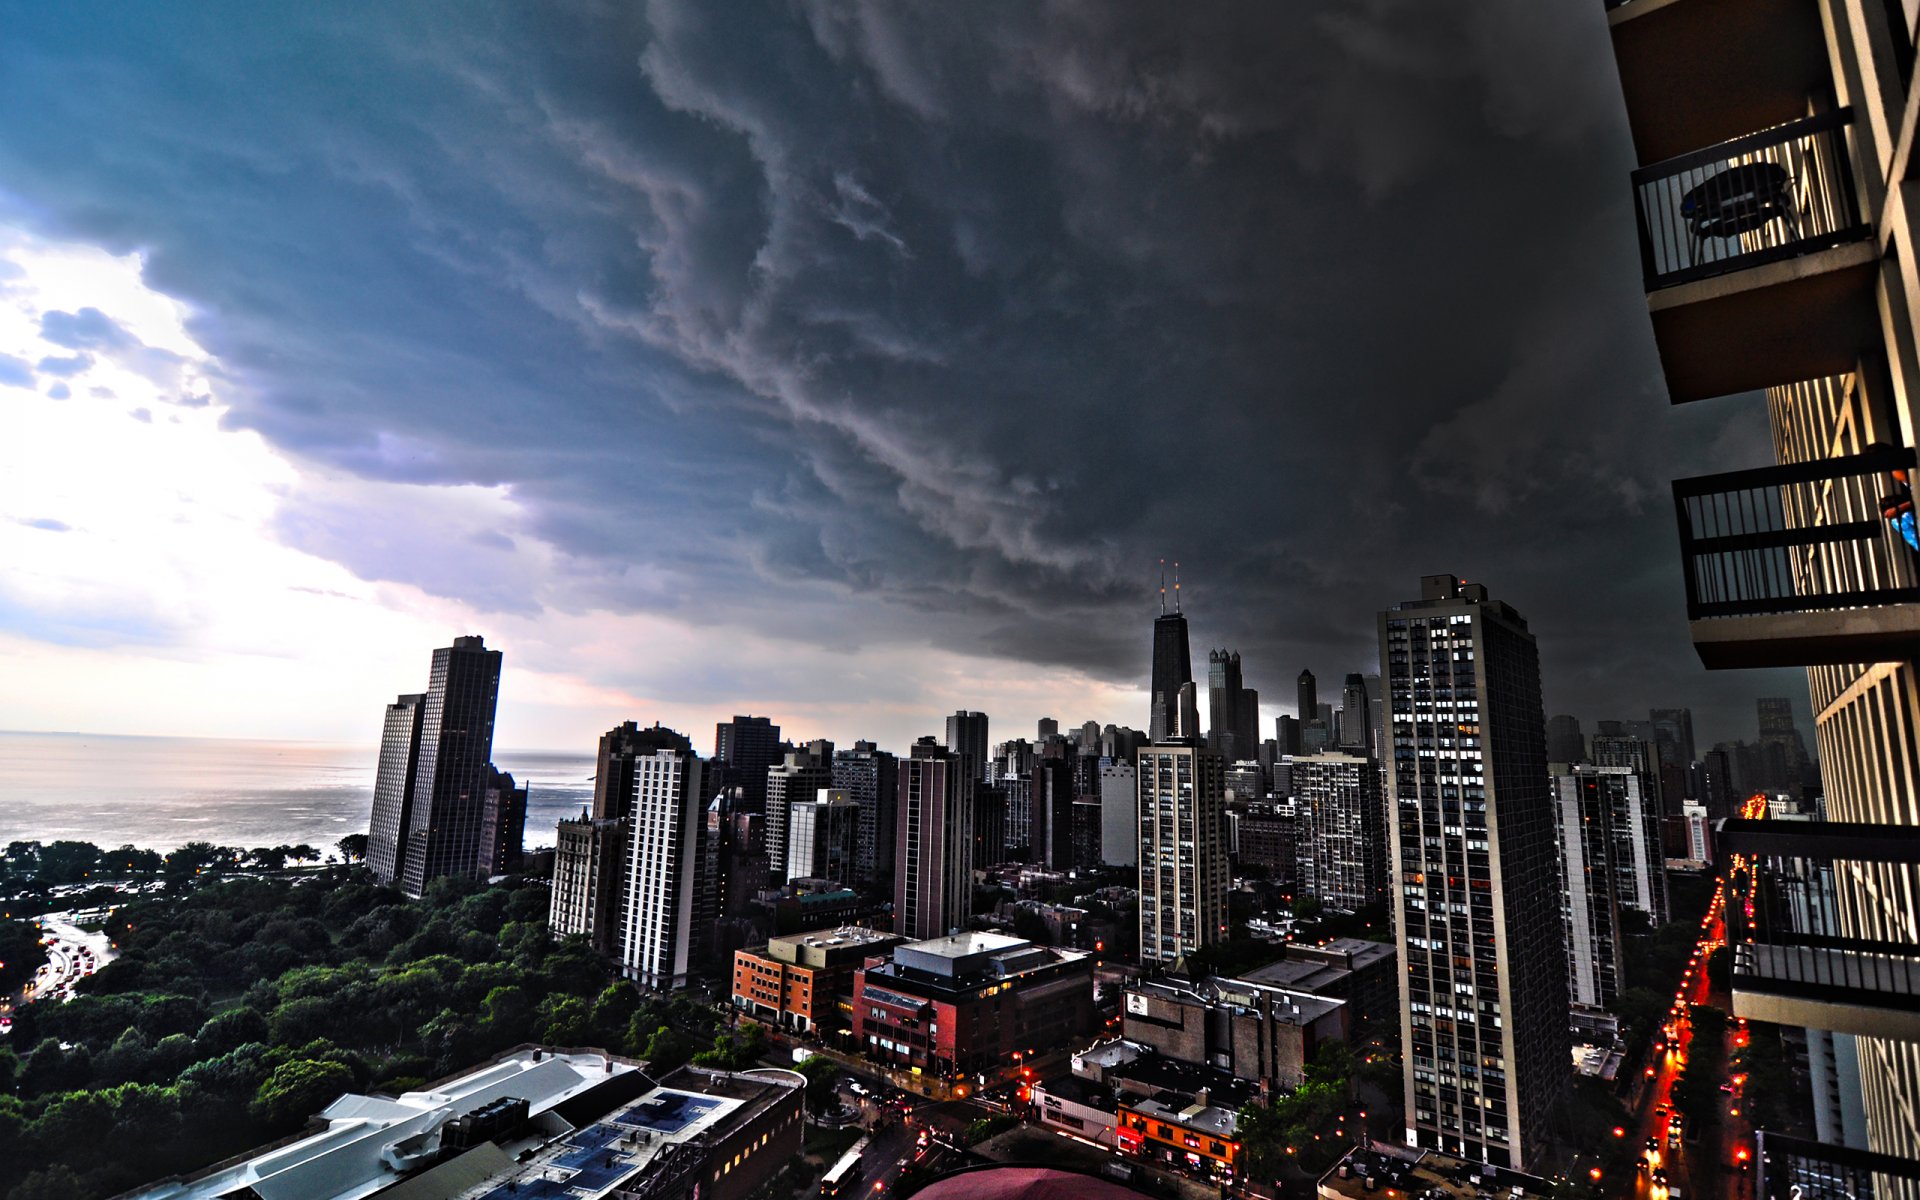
xmin=0 ymin=6 xmax=1812 ymax=756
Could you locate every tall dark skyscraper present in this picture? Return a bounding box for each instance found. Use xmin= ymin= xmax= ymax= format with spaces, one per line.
xmin=1207 ymin=649 xmax=1260 ymax=761
xmin=378 ymin=636 xmax=505 ymax=897
xmin=1339 ymin=672 xmax=1370 ymax=751
xmin=368 ymin=692 xmax=426 ymax=886
xmin=1149 ymin=601 xmax=1194 ymax=743
xmin=1146 ymin=562 xmax=1194 ymax=743
xmin=894 ymin=737 xmax=971 ymax=940
xmin=945 ymin=710 xmax=990 ymax=783
xmin=1648 ymin=707 xmax=1697 ymax=768
xmin=593 ymin=720 xmax=659 ymax=821
xmin=713 ymin=715 xmax=782 ymax=811
xmin=1297 ymin=669 xmax=1317 ymax=725
xmin=1380 ymin=576 xmax=1566 ymax=1172
xmin=1545 ymin=714 xmax=1586 ymax=765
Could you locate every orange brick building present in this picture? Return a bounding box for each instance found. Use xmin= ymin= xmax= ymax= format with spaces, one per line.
xmin=732 ymin=926 xmax=903 ymax=1034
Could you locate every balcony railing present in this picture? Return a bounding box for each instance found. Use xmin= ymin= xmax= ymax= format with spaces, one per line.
xmin=1735 ymin=932 xmax=1920 ymax=1008
xmin=1633 ymin=108 xmax=1868 ymax=289
xmin=1755 ymin=1131 xmax=1920 ymax=1200
xmin=1673 ymin=444 xmax=1920 ymax=621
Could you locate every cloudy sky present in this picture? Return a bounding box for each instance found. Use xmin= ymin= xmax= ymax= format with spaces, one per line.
xmin=0 ymin=2 xmax=1805 ymax=755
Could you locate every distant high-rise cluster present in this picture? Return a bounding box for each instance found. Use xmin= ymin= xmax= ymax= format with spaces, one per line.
xmin=366 ymin=636 xmax=523 ymax=897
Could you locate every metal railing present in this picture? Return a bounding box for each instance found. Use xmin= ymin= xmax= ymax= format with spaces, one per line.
xmin=1756 ymin=1130 xmax=1920 ymax=1199
xmin=1673 ymin=444 xmax=1920 ymax=621
xmin=1632 ymin=108 xmax=1868 ymax=289
xmin=1734 ymin=932 xmax=1920 ymax=1006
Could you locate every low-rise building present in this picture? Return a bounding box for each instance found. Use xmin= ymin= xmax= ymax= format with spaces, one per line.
xmin=1031 ymin=1073 xmax=1120 ymax=1147
xmin=1235 ymin=937 xmax=1397 ymax=1033
xmin=123 ymin=1049 xmax=805 ymax=1200
xmin=854 ymin=931 xmax=1094 ymax=1084
xmin=731 ymin=926 xmax=905 ymax=1034
xmin=1111 ymin=1054 xmax=1252 ymax=1182
xmin=1120 ymin=974 xmax=1347 ymax=1093
xmin=1317 ymin=1145 xmax=1553 ymax=1200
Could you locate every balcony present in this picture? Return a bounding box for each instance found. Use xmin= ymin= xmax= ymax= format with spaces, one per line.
xmin=1733 ymin=933 xmax=1920 ymax=1040
xmin=1753 ymin=1131 xmax=1920 ymax=1200
xmin=1672 ymin=445 xmax=1920 ymax=668
xmin=1606 ymin=0 xmax=1828 ymax=165
xmin=1632 ymin=110 xmax=1877 ymax=401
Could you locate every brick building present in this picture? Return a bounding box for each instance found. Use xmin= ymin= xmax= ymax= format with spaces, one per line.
xmin=1119 ymin=974 xmax=1346 ymax=1094
xmin=732 ymin=926 xmax=904 ymax=1034
xmin=854 ymin=931 xmax=1093 ymax=1084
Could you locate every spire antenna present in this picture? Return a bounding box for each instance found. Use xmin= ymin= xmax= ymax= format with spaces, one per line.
xmin=1159 ymin=558 xmax=1167 ymax=615
xmin=1173 ymin=561 xmax=1182 ymax=613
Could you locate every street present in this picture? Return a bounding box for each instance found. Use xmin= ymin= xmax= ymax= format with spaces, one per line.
xmin=1624 ymin=876 xmax=1751 ymax=1200
xmin=10 ymin=909 xmax=115 ymax=1019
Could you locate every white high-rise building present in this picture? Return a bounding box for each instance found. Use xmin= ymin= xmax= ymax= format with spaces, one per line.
xmin=1136 ymin=742 xmax=1228 ymax=964
xmin=618 ymin=743 xmax=705 ymax=992
xmin=1551 ymin=766 xmax=1625 ymax=1013
xmin=1295 ymin=751 xmax=1386 ymax=913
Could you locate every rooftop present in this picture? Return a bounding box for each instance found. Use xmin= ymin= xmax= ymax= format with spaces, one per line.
xmin=128 ymin=1049 xmax=637 ymax=1200
xmin=909 ymin=930 xmax=1030 ymax=959
xmin=770 ymin=925 xmax=898 ymax=952
xmin=1316 ymin=1146 xmax=1553 ymax=1200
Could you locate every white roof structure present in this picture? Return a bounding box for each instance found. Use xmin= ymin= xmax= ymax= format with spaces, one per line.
xmin=130 ymin=1050 xmax=635 ymax=1200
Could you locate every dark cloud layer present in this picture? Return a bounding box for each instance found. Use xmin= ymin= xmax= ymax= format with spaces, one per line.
xmin=0 ymin=1 xmax=1806 ymax=746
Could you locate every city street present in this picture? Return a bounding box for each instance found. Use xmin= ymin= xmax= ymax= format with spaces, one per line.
xmin=1623 ymin=872 xmax=1756 ymax=1200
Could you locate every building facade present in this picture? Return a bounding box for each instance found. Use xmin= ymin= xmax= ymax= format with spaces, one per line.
xmin=548 ymin=815 xmax=625 ymax=953
xmin=731 ymin=926 xmax=904 ymax=1034
xmin=1551 ymin=766 xmax=1626 ymax=1013
xmin=617 ymin=729 xmax=706 ymax=991
xmin=1380 ymin=576 xmax=1567 ymax=1171
xmin=367 ymin=692 xmax=425 ymax=887
xmin=853 ymin=932 xmax=1093 ymax=1084
xmin=832 ymin=741 xmax=898 ymax=892
xmin=1136 ymin=742 xmax=1230 ymax=965
xmin=1602 ymin=6 xmax=1920 ymax=1176
xmin=1294 ymin=751 xmax=1387 ymax=913
xmin=785 ymin=788 xmax=860 ymax=886
xmin=894 ymin=738 xmax=973 ymax=941
xmin=1099 ymin=761 xmax=1139 ymax=867
xmin=1150 ymin=602 xmax=1195 ymax=743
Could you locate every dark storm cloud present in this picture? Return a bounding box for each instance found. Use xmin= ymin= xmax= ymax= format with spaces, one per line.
xmin=0 ymin=1 xmax=1801 ymax=744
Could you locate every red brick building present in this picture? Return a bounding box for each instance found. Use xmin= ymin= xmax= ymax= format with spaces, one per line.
xmin=853 ymin=931 xmax=1094 ymax=1085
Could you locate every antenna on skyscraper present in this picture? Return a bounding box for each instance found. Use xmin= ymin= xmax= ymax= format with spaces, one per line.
xmin=1173 ymin=561 xmax=1182 ymax=613
xmin=1159 ymin=559 xmax=1167 ymax=615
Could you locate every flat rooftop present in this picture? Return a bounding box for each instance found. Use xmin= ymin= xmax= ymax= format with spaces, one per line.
xmin=1317 ymin=1146 xmax=1552 ymax=1200
xmin=908 ymin=931 xmax=1029 ymax=959
xmin=128 ymin=1049 xmax=636 ymax=1200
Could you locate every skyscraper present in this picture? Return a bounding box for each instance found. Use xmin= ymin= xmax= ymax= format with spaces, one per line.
xmin=1297 ymin=670 xmax=1317 ymax=725
xmin=1136 ymin=741 xmax=1229 ymax=965
xmin=1034 ymin=755 xmax=1076 ymax=872
xmin=894 ymin=738 xmax=972 ymax=940
xmin=616 ymin=724 xmax=705 ymax=991
xmin=1648 ymin=708 xmax=1697 ymax=769
xmin=1551 ymin=766 xmax=1625 ymax=1014
xmin=1339 ymin=673 xmax=1370 ymax=752
xmin=1037 ymin=717 xmax=1059 ymax=741
xmin=1208 ymin=649 xmax=1257 ymax=760
xmin=1099 ymin=760 xmax=1138 ymax=867
xmin=1380 ymin=576 xmax=1566 ymax=1171
xmin=1294 ymin=751 xmax=1386 ymax=913
xmin=785 ymin=788 xmax=860 ymax=886
xmin=548 ymin=814 xmax=624 ymax=954
xmin=390 ymin=636 xmax=505 ymax=898
xmin=1149 ymin=576 xmax=1194 ymax=742
xmin=763 ymin=746 xmax=833 ymax=884
xmin=832 ymin=741 xmax=897 ymax=891
xmin=1544 ymin=714 xmax=1585 ymax=766
xmin=368 ymin=692 xmax=425 ymax=887
xmin=713 ymin=715 xmax=782 ymax=811
xmin=593 ymin=720 xmax=663 ymax=822
xmin=945 ymin=710 xmax=990 ymax=783
xmin=477 ymin=766 xmax=527 ymax=877
xmin=1583 ymin=744 xmax=1669 ymax=926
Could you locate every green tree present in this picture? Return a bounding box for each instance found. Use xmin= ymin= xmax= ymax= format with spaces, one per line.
xmin=639 ymin=1024 xmax=695 ymax=1073
xmin=795 ymin=1055 xmax=839 ymax=1114
xmin=250 ymin=1059 xmax=354 ymax=1127
xmin=336 ymin=834 xmax=369 ymax=863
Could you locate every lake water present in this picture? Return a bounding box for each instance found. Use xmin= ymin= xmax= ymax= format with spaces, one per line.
xmin=0 ymin=730 xmax=596 ymax=853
